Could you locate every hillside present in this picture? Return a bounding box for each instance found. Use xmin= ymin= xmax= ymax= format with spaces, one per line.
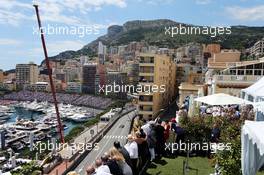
xmin=49 ymin=19 xmax=264 ymax=61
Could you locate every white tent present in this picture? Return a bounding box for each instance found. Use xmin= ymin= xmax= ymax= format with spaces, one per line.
xmin=194 ymin=93 xmax=252 ymax=106
xmin=253 ymin=102 xmax=264 ymax=121
xmin=241 ymin=77 xmax=264 ymax=102
xmin=242 ymin=120 xmax=264 ymax=175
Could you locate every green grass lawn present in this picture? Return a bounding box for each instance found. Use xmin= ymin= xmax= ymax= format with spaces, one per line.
xmin=146 ymin=156 xmax=264 ymax=175
xmin=146 ymin=156 xmax=214 ymax=175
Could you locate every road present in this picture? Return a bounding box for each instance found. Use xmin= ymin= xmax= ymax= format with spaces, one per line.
xmin=74 ymin=110 xmax=136 ymax=175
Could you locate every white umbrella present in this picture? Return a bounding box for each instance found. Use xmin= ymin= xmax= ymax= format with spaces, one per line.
xmin=194 ymin=93 xmax=252 ymax=106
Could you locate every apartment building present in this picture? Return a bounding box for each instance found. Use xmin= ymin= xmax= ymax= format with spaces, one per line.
xmin=82 ymin=63 xmax=97 ymax=94
xmin=124 ymin=61 xmax=139 ymax=88
xmin=16 ymin=63 xmax=38 ymax=90
xmin=66 ymin=82 xmax=82 ymax=93
xmin=209 ymin=59 xmax=264 ymax=97
xmin=247 ymin=38 xmax=264 ymax=58
xmin=106 ymin=71 xmax=128 ymax=99
xmin=98 ymin=41 xmax=107 ymax=64
xmin=0 ymin=70 xmax=3 ymax=84
xmin=208 ymin=49 xmax=241 ymax=70
xmin=178 ymin=72 xmax=205 ymax=105
xmin=138 ymin=53 xmax=177 ymax=120
xmin=203 ymin=44 xmax=221 ymax=56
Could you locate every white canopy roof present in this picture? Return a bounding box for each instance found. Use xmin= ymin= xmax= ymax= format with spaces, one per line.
xmin=254 ymin=102 xmax=264 ymax=113
xmin=194 ymin=93 xmax=251 ymax=106
xmin=242 ymin=77 xmax=264 ymax=99
xmin=242 ymin=120 xmax=264 ymax=175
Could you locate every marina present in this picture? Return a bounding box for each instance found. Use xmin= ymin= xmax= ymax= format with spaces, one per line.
xmin=0 ymin=100 xmax=103 ymax=153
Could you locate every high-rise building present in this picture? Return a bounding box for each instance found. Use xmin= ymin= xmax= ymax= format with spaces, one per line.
xmin=125 ymin=61 xmax=139 ymax=88
xmin=98 ymin=41 xmax=107 ymax=64
xmin=138 ymin=53 xmax=177 ymax=120
xmin=16 ymin=63 xmax=38 ymax=90
xmin=82 ymin=63 xmax=97 ymax=94
xmin=0 ymin=70 xmax=3 ymax=84
xmin=106 ymin=71 xmax=128 ymax=99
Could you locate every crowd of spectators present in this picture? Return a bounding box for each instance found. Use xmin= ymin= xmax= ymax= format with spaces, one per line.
xmin=67 ymin=116 xmax=186 ymax=175
xmin=65 ymin=101 xmax=256 ymax=175
xmin=1 ymin=90 xmax=113 ymax=109
xmin=198 ymin=103 xmax=255 ymax=120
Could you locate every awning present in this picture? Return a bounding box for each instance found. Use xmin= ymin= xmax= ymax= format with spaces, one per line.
xmin=194 ymin=93 xmax=252 ymax=106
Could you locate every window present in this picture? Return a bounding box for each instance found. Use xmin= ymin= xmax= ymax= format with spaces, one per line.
xmin=246 ymin=70 xmax=253 ymax=75
xmin=238 ymin=70 xmax=245 ymax=75
xmin=254 ymin=63 xmax=263 ymax=69
xmin=254 ymin=70 xmax=262 ymax=75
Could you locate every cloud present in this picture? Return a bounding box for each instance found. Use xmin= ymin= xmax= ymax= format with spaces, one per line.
xmin=226 ymin=5 xmax=264 ymax=21
xmin=195 ymin=0 xmax=211 ymax=5
xmin=0 ymin=38 xmax=22 ymax=45
xmin=0 ymin=9 xmax=30 ymax=26
xmin=144 ymin=0 xmax=174 ymax=5
xmin=0 ymin=0 xmax=127 ymax=26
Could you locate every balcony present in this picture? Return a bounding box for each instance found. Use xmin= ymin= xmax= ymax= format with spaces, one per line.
xmin=213 ymin=75 xmax=262 ymax=87
xmin=139 ymin=72 xmax=154 ymax=76
xmin=138 ymin=101 xmax=154 ymax=105
xmin=138 ymin=110 xmax=153 ymax=115
xmin=139 ymin=82 xmax=154 ymax=86
xmin=139 ymin=77 xmax=154 ymax=83
xmin=138 ymin=95 xmax=153 ymax=105
xmin=139 ymin=62 xmax=155 ymax=67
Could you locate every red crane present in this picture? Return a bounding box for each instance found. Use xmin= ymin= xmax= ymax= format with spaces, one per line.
xmin=33 ymin=4 xmax=65 ymax=143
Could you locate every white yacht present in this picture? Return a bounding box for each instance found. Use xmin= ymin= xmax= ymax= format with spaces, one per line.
xmin=67 ymin=113 xmax=94 ymax=122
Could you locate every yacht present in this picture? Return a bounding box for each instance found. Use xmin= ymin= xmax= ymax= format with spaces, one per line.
xmin=11 ymin=141 xmax=24 ymax=151
xmin=67 ymin=113 xmax=94 ymax=122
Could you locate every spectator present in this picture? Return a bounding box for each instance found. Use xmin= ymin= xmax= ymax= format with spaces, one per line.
xmin=86 ymin=166 xmax=95 ymax=175
xmin=146 ymin=121 xmax=156 ymax=161
xmin=155 ymin=119 xmax=165 ymax=158
xmin=164 ymin=120 xmax=170 ymax=142
xmin=124 ymin=134 xmax=138 ymax=175
xmin=94 ymin=158 xmax=111 ymax=174
xmin=114 ymin=141 xmax=132 ymax=168
xmin=109 ymin=147 xmax=133 ymax=175
xmin=134 ymin=131 xmax=148 ymax=169
xmin=67 ymin=171 xmax=80 ymax=175
xmin=132 ymin=115 xmax=144 ymax=133
xmin=211 ymin=123 xmax=220 ymax=143
xmin=101 ymin=153 xmax=123 ymax=175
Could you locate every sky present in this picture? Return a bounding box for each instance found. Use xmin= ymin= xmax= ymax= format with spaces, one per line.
xmin=0 ymin=0 xmax=264 ymax=71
